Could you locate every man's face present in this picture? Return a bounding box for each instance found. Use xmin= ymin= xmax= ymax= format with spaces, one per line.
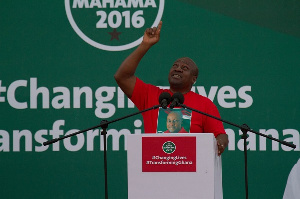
xmin=168 ymin=57 xmax=198 ymax=93
xmin=166 ymin=112 xmax=182 ymax=133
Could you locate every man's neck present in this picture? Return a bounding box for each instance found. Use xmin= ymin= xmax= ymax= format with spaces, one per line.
xmin=170 ymin=87 xmax=191 ymax=95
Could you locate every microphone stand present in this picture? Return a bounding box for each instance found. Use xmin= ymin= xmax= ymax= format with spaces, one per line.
xmin=177 ymin=103 xmax=296 ymax=199
xmin=43 ymin=104 xmax=161 ymax=199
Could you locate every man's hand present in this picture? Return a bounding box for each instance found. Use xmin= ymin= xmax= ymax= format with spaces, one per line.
xmin=142 ymin=21 xmax=162 ymax=47
xmin=216 ymin=134 xmax=229 ymax=156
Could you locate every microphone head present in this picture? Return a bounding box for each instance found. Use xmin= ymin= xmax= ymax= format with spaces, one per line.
xmin=159 ymin=92 xmax=172 ymax=104
xmin=172 ymin=92 xmax=184 ymax=104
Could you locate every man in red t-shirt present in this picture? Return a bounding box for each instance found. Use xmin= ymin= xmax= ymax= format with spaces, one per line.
xmin=114 ymin=21 xmax=228 ymax=155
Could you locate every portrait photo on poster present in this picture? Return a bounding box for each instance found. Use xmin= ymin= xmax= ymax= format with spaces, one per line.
xmin=157 ymin=108 xmax=192 ymax=133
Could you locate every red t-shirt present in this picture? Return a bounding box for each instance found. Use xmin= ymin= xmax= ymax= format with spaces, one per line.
xmin=130 ymin=78 xmax=226 ymax=137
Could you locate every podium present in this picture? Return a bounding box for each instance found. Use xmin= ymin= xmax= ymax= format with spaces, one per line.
xmin=127 ymin=133 xmax=223 ymax=199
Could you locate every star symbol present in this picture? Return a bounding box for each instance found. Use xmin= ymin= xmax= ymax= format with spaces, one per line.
xmin=108 ymin=29 xmax=122 ymax=41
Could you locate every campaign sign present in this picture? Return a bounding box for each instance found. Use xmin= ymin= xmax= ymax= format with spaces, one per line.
xmin=142 ymin=136 xmax=196 ymax=172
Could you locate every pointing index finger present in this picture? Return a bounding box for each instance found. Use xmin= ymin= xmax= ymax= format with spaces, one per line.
xmin=157 ymin=21 xmax=162 ymax=32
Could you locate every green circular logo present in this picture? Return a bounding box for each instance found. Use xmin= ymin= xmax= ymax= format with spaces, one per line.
xmin=65 ymin=0 xmax=165 ymax=51
xmin=162 ymin=141 xmax=176 ymax=154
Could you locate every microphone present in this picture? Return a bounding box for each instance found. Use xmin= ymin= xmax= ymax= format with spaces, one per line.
xmin=158 ymin=92 xmax=172 ymax=109
xmin=170 ymin=92 xmax=184 ymax=109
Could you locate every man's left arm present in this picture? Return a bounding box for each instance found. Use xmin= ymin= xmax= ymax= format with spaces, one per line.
xmin=203 ymin=100 xmax=228 ymax=156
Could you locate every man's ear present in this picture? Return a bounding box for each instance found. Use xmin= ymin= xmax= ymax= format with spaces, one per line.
xmin=192 ymin=76 xmax=197 ymax=85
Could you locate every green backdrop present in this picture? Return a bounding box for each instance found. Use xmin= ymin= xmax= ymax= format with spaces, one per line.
xmin=1 ymin=0 xmax=299 ymax=198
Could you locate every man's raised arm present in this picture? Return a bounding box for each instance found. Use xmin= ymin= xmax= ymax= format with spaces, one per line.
xmin=114 ymin=21 xmax=162 ymax=98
